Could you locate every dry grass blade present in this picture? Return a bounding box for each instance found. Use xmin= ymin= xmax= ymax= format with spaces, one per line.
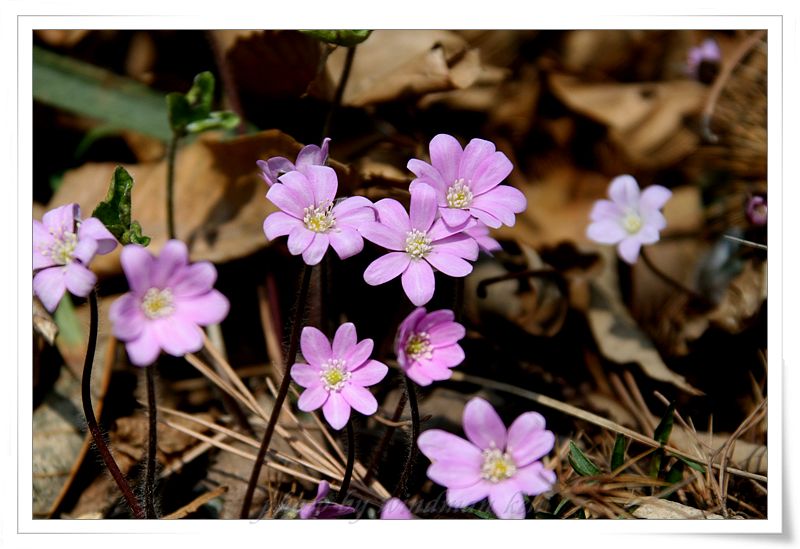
xmin=162 ymin=486 xmax=229 ymax=519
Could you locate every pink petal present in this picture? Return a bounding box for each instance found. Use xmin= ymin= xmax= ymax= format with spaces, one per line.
xmin=428 ymin=218 xmax=470 ymax=241
xmin=373 ymin=198 xmax=411 ymax=233
xmin=506 ymin=412 xmax=554 ymax=467
xmin=328 ymin=227 xmax=363 ymax=260
xmin=364 ymin=252 xmax=410 ymax=285
xmin=401 ymin=260 xmax=435 ymax=306
xmin=322 ymin=392 xmax=351 ymax=430
xmin=64 ymin=262 xmax=97 ymax=298
xmin=409 ymin=183 xmax=437 ymax=232
xmin=359 ymin=221 xmax=405 ymax=251
xmin=302 ymin=165 xmax=338 ymax=205
xmin=414 ymin=357 xmax=456 ymax=381
xmin=341 ymin=384 xmax=378 ymax=415
xmin=587 ymin=220 xmax=626 ymax=244
xmin=427 ymin=461 xmax=482 ymax=488
xmin=300 ymin=326 xmax=332 ymax=365
xmin=263 ymin=211 xmax=302 ymax=240
xmin=71 ymin=237 xmax=98 ymax=265
xmin=476 ymin=184 xmax=526 ymax=214
xmin=589 ymin=199 xmax=623 ymax=222
xmin=174 ymin=290 xmax=229 ymax=325
xmin=432 ymin=233 xmax=479 ymax=261
xmin=429 ymin=134 xmax=463 ymax=185
xmin=121 ymin=244 xmax=154 ymax=293
xmin=332 ymin=322 xmax=357 ymax=357
xmin=608 ymin=175 xmax=640 ymax=208
xmin=170 ymin=262 xmax=217 ymax=297
xmin=333 ymin=196 xmax=375 ymax=224
xmin=298 ymin=384 xmax=329 ymax=411
xmin=432 ymin=344 xmax=465 ymax=368
xmin=301 ymin=233 xmax=330 ymax=266
xmin=459 ymin=138 xmax=496 ymax=180
xmin=77 ymin=217 xmax=117 ymax=255
xmin=125 ymin=324 xmax=161 ymax=367
xmin=417 ymin=309 xmax=454 ymax=331
xmin=470 ymin=152 xmax=513 ymax=195
xmin=637 ymin=225 xmax=660 ymax=245
xmin=440 ymin=207 xmax=471 ymax=228
xmin=446 ymin=481 xmax=491 ymax=509
xmin=617 ymin=236 xmax=642 ymax=264
xmin=469 ymin=206 xmax=502 ymax=229
xmin=295 ymin=138 xmax=329 ymax=167
xmin=513 ymin=462 xmax=556 ymax=495
xmin=463 ymin=397 xmax=507 ymax=451
xmin=287 ymin=225 xmax=314 ymax=255
xmin=42 ymin=203 xmax=78 ymax=234
xmin=380 ymin=499 xmax=414 ymax=520
xmin=639 ymin=185 xmax=672 ymax=212
xmin=278 ymin=170 xmax=316 ymax=207
xmin=109 ymin=292 xmax=146 ymax=341
xmin=407 ymin=159 xmax=447 ymax=192
xmin=417 ymin=429 xmax=483 ymax=465
xmin=470 ymin=193 xmax=519 ymax=226
xmin=405 ymin=364 xmax=433 ymax=386
xmin=409 ymin=179 xmax=447 ymax=204
xmin=349 ymin=359 xmax=387 ymax=386
xmin=643 ymin=209 xmax=667 ymax=231
xmin=32 ymin=220 xmax=56 ymax=270
xmin=291 ymin=363 xmax=321 ymax=388
xmin=425 ymin=251 xmax=472 ymax=277
xmin=151 ymin=240 xmax=189 ymax=288
xmin=488 ymin=481 xmax=526 ymax=519
xmin=343 ymin=339 xmax=374 ymax=370
xmin=153 ymin=317 xmax=204 ymax=357
xmin=267 ymin=180 xmax=307 ymax=218
xmin=33 ymin=267 xmax=66 ymax=312
xmin=428 ymin=322 xmax=465 ymax=346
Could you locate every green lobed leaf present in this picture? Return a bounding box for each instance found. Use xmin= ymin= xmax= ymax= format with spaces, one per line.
xmin=167 ymin=71 xmax=240 ymax=136
xmin=91 ymin=166 xmax=151 ymax=246
xmin=186 ymin=111 xmax=241 ymax=134
xmin=568 ymin=441 xmax=602 ymax=477
xmin=654 ymin=402 xmax=676 ymax=446
xmin=610 ymin=434 xmax=628 ymax=472
xmin=301 ymin=30 xmax=372 ymax=47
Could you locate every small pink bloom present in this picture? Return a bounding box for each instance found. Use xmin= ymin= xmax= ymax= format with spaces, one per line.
xmin=408 ymin=134 xmax=526 ymax=229
xmin=418 ymin=397 xmax=556 ymax=520
xmin=360 ymin=183 xmax=479 ymax=306
xmin=290 ymin=323 xmax=388 ymax=430
xmin=586 ymin=175 xmax=672 ymax=264
xmin=263 ymin=165 xmax=375 ymax=266
xmin=686 ymin=38 xmax=721 ymax=79
xmin=257 ymin=137 xmax=330 ymax=187
xmin=298 ymin=481 xmax=355 ymax=519
xmin=32 ymin=203 xmax=117 ymax=312
xmin=395 ymin=308 xmax=465 ymax=386
xmin=380 ymin=498 xmax=414 ymax=519
xmin=746 ymin=195 xmax=767 ymax=226
xmin=109 ymin=239 xmax=230 ymax=367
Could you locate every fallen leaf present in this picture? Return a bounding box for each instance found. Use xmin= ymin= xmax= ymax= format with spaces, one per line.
xmin=633 ymin=499 xmax=726 ymax=519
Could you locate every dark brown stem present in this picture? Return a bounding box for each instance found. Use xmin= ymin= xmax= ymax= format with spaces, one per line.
xmin=322 ymin=45 xmax=356 ymax=138
xmin=81 ymin=289 xmax=145 ymax=519
xmin=476 ymin=268 xmax=561 ymax=298
xmin=144 ymin=365 xmax=158 ymax=518
xmin=394 ymin=376 xmax=420 ymax=498
xmin=363 ymin=389 xmax=408 ymax=484
xmin=166 ymin=133 xmax=179 ymax=240
xmin=639 ymin=248 xmax=710 ymax=306
xmin=335 ymin=421 xmax=356 ymax=504
xmin=240 ymin=264 xmax=313 ymax=518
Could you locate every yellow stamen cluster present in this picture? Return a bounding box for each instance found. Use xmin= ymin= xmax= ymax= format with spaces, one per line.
xmin=481 ymin=447 xmax=517 ymax=483
xmin=446 ymin=179 xmax=473 ymax=209
xmin=405 ymin=229 xmax=433 ymax=260
xmin=141 ymin=288 xmax=175 ymax=319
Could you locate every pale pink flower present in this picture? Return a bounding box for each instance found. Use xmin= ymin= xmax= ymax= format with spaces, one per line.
xmin=586 ymin=175 xmax=672 ymax=264
xmin=395 ymin=308 xmax=465 ymax=386
xmin=258 ymin=137 xmax=330 ymax=187
xmin=408 ymin=134 xmax=526 ymax=229
xmin=418 ymin=397 xmax=556 ymax=520
xmin=32 ymin=203 xmax=117 ymax=312
xmin=686 ymin=38 xmax=721 ymax=79
xmin=109 ymin=240 xmax=229 ymax=367
xmin=360 ymin=183 xmax=478 ymax=306
xmin=746 ymin=195 xmax=767 ymax=226
xmin=298 ymin=481 xmax=355 ymax=519
xmin=380 ymin=498 xmax=414 ymax=519
xmin=290 ymin=323 xmax=388 ymax=430
xmin=263 ymin=165 xmax=375 ymax=266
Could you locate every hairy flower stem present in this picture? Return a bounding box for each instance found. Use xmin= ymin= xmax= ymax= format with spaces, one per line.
xmin=364 ymin=388 xmax=408 ymax=484
xmin=322 ymin=45 xmax=356 ymax=138
xmin=639 ymin=248 xmax=711 ymax=307
xmin=144 ymin=365 xmax=159 ymax=518
xmin=240 ymin=264 xmax=313 ymax=518
xmin=81 ymin=289 xmax=145 ymax=519
xmin=394 ymin=376 xmax=420 ymax=498
xmin=336 ymin=421 xmax=356 ymax=504
xmin=166 ymin=133 xmax=179 ymax=240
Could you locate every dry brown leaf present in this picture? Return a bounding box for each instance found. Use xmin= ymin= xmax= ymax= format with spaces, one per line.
xmin=326 ymin=30 xmax=484 ymax=107
xmin=632 ymin=499 xmax=726 ymax=519
xmin=35 ymin=30 xmax=91 ymax=48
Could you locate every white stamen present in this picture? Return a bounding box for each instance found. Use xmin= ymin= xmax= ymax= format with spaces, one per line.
xmin=320 ymin=358 xmax=350 ymax=392
xmin=141 ymin=288 xmax=175 ymax=319
xmin=45 ymin=230 xmax=78 ymax=265
xmin=621 ymin=212 xmax=643 ymax=234
xmin=481 ymin=446 xmax=517 ymax=483
xmin=405 ymin=229 xmax=433 ymax=260
xmin=446 ymin=179 xmax=473 ymax=209
xmin=303 ymin=202 xmax=336 ymax=233
xmin=405 ymin=332 xmax=433 ymax=360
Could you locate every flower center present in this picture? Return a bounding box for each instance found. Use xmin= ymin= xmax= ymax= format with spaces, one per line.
xmin=303 ymin=202 xmax=335 ymax=233
xmin=621 ymin=212 xmax=643 ymax=234
xmin=405 ymin=332 xmax=433 ymax=360
xmin=481 ymin=447 xmax=517 ymax=483
xmin=446 ymin=179 xmax=473 ymax=209
xmin=320 ymin=359 xmax=350 ymax=392
xmin=47 ymin=230 xmax=78 ymax=265
xmin=405 ymin=229 xmax=433 ymax=260
xmin=141 ymin=288 xmax=175 ymax=319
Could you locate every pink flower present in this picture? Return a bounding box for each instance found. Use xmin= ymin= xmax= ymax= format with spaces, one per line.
xmin=32 ymin=203 xmax=117 ymax=312
xmin=465 ymin=222 xmax=502 ymax=255
xmin=257 ymin=137 xmax=330 ymax=187
xmin=290 ymin=323 xmax=388 ymax=430
xmin=586 ymin=175 xmax=672 ymax=264
xmin=380 ymin=498 xmax=414 ymax=519
xmin=395 ymin=308 xmax=465 ymax=386
xmin=686 ymin=38 xmax=721 ymax=79
xmin=263 ymin=165 xmax=375 ymax=266
xmin=109 ymin=240 xmax=230 ymax=367
xmin=360 ymin=183 xmax=478 ymax=306
xmin=298 ymin=481 xmax=355 ymax=519
xmin=417 ymin=397 xmax=556 ymax=520
xmin=408 ymin=134 xmax=526 ymax=229
xmin=746 ymin=195 xmax=767 ymax=226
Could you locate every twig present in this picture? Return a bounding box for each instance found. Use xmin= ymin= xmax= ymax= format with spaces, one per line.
xmin=723 ymin=234 xmax=767 ymax=250
xmin=323 ymin=45 xmax=356 ymax=138
xmin=336 ymin=422 xmax=356 ymax=503
xmin=144 ymin=365 xmax=159 ymax=518
xmin=162 ymin=486 xmax=228 ymax=519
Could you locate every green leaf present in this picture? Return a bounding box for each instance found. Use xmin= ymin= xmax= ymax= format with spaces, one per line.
xmin=649 ymin=450 xmax=664 ymax=478
xmin=301 ymin=30 xmax=372 ymax=47
xmin=167 ymin=71 xmax=240 ymax=136
xmin=186 ymin=111 xmax=241 ymax=134
xmin=568 ymin=441 xmax=602 ymax=477
xmin=33 ymin=45 xmax=171 ymax=141
xmin=610 ymin=434 xmax=628 ymax=472
xmin=463 ymin=506 xmax=495 ymax=519
xmin=53 ymin=294 xmax=83 ymax=345
xmin=674 ymin=455 xmax=707 ymax=474
xmin=654 ymin=402 xmax=676 ymax=446
xmin=91 ymin=166 xmax=151 ymax=246
xmin=553 ymin=498 xmax=571 ymax=517
xmin=665 ymin=459 xmax=685 ymax=486
xmin=166 ymin=92 xmax=193 ymax=135
xmin=185 ymin=71 xmax=215 ymax=113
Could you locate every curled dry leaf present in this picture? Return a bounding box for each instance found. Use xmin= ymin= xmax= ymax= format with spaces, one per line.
xmin=632 ymin=499 xmax=726 ymax=520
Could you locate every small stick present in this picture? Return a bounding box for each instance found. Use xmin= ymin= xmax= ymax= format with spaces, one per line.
xmin=144 ymin=365 xmax=159 ymax=518
xmin=336 ymin=421 xmax=356 ymax=503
